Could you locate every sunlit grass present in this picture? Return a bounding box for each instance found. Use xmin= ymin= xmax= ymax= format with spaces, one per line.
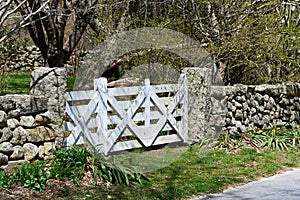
xmin=0 ymin=72 xmax=31 ymax=95
xmin=60 ymin=145 xmax=300 ymax=200
xmin=0 ymin=71 xmax=76 ymax=95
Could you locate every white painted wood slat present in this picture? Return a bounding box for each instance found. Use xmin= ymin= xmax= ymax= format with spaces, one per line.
xmin=64 ymin=74 xmax=188 ymax=155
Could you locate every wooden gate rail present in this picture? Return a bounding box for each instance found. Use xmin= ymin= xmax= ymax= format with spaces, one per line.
xmin=64 ymin=74 xmax=188 ymax=155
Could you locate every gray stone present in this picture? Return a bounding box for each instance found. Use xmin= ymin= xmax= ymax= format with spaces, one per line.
xmin=35 ymin=112 xmax=51 ymax=125
xmin=263 ymin=94 xmax=269 ymax=102
xmin=227 ymin=126 xmax=239 ymax=134
xmin=269 ymin=97 xmax=276 ymax=105
xmin=283 ymin=109 xmax=292 ymax=115
xmin=255 ymin=93 xmax=263 ymax=104
xmin=23 ymin=143 xmax=38 ymax=161
xmin=183 ymin=68 xmax=212 ymax=143
xmin=243 ymin=111 xmax=248 ymax=118
xmin=0 ymin=142 xmax=13 ymax=155
xmin=211 ymin=98 xmax=225 ymax=115
xmin=27 ymin=126 xmax=56 ymax=142
xmin=236 ymin=95 xmax=246 ymax=103
xmin=242 ymin=102 xmax=249 ymax=111
xmin=265 ymin=102 xmax=273 ymax=110
xmin=233 ymin=101 xmax=242 ymax=109
xmin=55 ymin=136 xmax=64 ymax=149
xmin=0 ymin=153 xmax=8 ymax=165
xmin=227 ymin=111 xmax=233 ymax=118
xmin=274 ymin=111 xmax=280 ymax=118
xmin=235 ymin=110 xmax=244 ymax=120
xmin=230 ymin=84 xmax=248 ymax=94
xmin=254 ymin=84 xmax=279 ymax=96
xmin=11 ymin=127 xmax=28 ymax=144
xmin=262 ymin=115 xmax=271 ymax=124
xmin=0 ymin=95 xmax=47 ymax=115
xmin=39 ymin=142 xmax=55 ymax=159
xmin=251 ymin=100 xmax=259 ymax=108
xmin=30 ymin=67 xmax=66 ymax=147
xmin=252 ymin=115 xmax=260 ymax=125
xmin=0 ymin=128 xmax=12 ymax=142
xmin=211 ymin=86 xmax=227 ymax=99
xmin=250 ymin=107 xmax=257 ymax=116
xmin=7 ymin=109 xmax=20 ymax=118
xmin=290 ymin=111 xmax=297 ymax=121
xmin=20 ymin=116 xmax=35 ymax=127
xmin=0 ymin=111 xmax=7 ymax=127
xmin=258 ymin=106 xmax=264 ymax=113
xmin=279 ymin=98 xmax=290 ymax=106
xmin=10 ymin=146 xmax=24 ymax=160
xmin=236 ymin=121 xmax=247 ymax=133
xmin=209 ymin=115 xmax=226 ymax=127
xmin=227 ymin=102 xmax=235 ymax=111
xmin=0 ymin=160 xmax=29 ymax=170
xmin=7 ymin=118 xmax=19 ymax=129
xmin=225 ymin=117 xmax=232 ymax=126
xmin=231 ymin=106 xmax=237 ymax=113
xmin=273 ymin=119 xmax=284 ymax=126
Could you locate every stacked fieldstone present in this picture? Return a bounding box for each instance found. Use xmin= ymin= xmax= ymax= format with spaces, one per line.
xmin=210 ymin=83 xmax=300 ymax=134
xmin=0 ymin=67 xmax=66 ymax=168
xmin=1 ymin=46 xmax=43 ymax=72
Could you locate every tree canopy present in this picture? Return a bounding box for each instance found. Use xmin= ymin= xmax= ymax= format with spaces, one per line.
xmin=1 ymin=0 xmax=300 ymax=84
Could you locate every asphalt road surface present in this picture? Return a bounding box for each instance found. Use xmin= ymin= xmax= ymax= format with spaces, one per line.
xmin=193 ymin=168 xmax=300 ymax=200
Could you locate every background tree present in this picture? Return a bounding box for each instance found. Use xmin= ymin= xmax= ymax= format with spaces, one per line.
xmin=0 ymin=0 xmax=98 ymax=67
xmin=91 ymin=0 xmax=300 ymax=85
xmin=1 ymin=0 xmax=299 ymax=84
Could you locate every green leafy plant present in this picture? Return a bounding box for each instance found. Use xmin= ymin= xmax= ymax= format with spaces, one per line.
xmin=215 ymin=131 xmax=242 ymax=150
xmin=87 ymin=149 xmax=144 ymax=185
xmin=254 ymin=129 xmax=290 ymax=151
xmin=289 ymin=129 xmax=300 ymax=149
xmin=0 ymin=171 xmax=13 ymax=189
xmin=49 ymin=146 xmax=143 ymax=185
xmin=216 ymin=127 xmax=300 ymax=151
xmin=49 ymin=146 xmax=90 ymax=182
xmin=14 ymin=162 xmax=48 ymax=191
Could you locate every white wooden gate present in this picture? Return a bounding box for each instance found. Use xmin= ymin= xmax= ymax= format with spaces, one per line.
xmin=64 ymin=74 xmax=188 ymax=155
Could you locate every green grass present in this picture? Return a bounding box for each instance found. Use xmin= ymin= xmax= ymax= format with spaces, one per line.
xmin=0 ymin=71 xmax=76 ymax=95
xmin=0 ymin=72 xmax=31 ymax=95
xmin=0 ymin=140 xmax=299 ymax=200
xmin=51 ymin=145 xmax=300 ymax=200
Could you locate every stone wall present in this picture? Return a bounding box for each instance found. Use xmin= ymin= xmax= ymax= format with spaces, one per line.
xmin=0 ymin=46 xmax=43 ymax=72
xmin=0 ymin=67 xmax=66 ymax=168
xmin=210 ymin=83 xmax=300 ymax=134
xmin=1 ymin=45 xmax=77 ymax=74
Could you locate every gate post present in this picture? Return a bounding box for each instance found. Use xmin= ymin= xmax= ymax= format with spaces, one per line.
xmin=30 ymin=67 xmax=67 ymax=149
xmin=183 ymin=67 xmax=212 ymax=144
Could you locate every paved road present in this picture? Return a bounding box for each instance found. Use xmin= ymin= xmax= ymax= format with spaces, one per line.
xmin=193 ymin=168 xmax=300 ymax=200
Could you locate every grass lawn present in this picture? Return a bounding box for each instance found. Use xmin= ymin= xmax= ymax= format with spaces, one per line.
xmin=65 ymin=147 xmax=299 ymax=200
xmin=1 ymin=145 xmax=297 ymax=200
xmin=0 ymin=71 xmax=75 ymax=95
xmin=0 ymin=72 xmax=31 ymax=95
